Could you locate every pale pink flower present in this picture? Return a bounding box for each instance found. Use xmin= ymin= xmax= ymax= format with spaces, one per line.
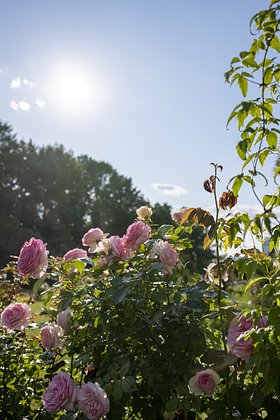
xmin=152 ymin=240 xmax=179 ymax=275
xmin=171 ymin=207 xmax=188 ymax=223
xmin=63 ymin=248 xmax=88 ymax=261
xmin=57 ymin=307 xmax=72 ymax=331
xmin=227 ymin=315 xmax=268 ymax=359
xmin=189 ymin=369 xmax=220 ymax=397
xmin=82 ymin=228 xmax=105 ymax=253
xmin=43 ymin=372 xmax=77 ymax=413
xmin=109 ymin=235 xmax=127 ymax=259
xmin=41 ymin=323 xmax=63 ymax=351
xmin=124 ymin=221 xmax=151 ymax=253
xmin=0 ymin=302 xmax=30 ymax=331
xmin=77 ymin=382 xmax=109 ymax=420
xmin=95 ymin=238 xmax=111 ymax=255
xmin=204 ymin=262 xmax=228 ymax=285
xmin=17 ymin=237 xmax=48 ymax=278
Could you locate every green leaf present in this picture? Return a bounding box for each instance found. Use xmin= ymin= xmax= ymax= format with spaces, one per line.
xmin=111 ymin=285 xmax=130 ymax=304
xmin=238 ymin=74 xmax=248 ymax=96
xmin=244 ymin=276 xmax=268 ymax=293
xmin=158 ymin=224 xmax=173 ymax=237
xmin=232 ymin=176 xmax=243 ymax=196
xmin=72 ymin=260 xmax=86 ymax=273
xmin=33 ymin=277 xmax=46 ymax=295
xmin=258 ymin=149 xmax=270 ymax=166
xmin=231 ymin=56 xmax=240 ymax=64
xmin=121 ymin=376 xmax=136 ymax=393
xmin=236 ymin=140 xmax=248 ymax=160
xmin=266 ymin=131 xmax=277 ymax=149
xmin=270 ymin=35 xmax=280 ymax=53
xmin=165 ymin=397 xmax=179 ymax=412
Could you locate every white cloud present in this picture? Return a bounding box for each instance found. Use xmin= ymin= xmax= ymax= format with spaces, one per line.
xmin=36 ymin=99 xmax=46 ymax=108
xmin=152 ymin=183 xmax=187 ymax=197
xmin=10 ymin=77 xmax=21 ymax=88
xmin=10 ymin=77 xmax=34 ymax=88
xmin=10 ymin=100 xmax=31 ymax=112
xmin=22 ymin=78 xmax=34 ymax=88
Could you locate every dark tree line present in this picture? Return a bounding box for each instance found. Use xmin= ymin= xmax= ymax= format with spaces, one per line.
xmin=0 ymin=121 xmax=213 ymax=271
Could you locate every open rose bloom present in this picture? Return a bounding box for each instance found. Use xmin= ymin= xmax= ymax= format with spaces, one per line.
xmin=109 ymin=235 xmax=127 ymax=259
xmin=82 ymin=228 xmax=105 ymax=253
xmin=41 ymin=323 xmax=63 ymax=351
xmin=189 ymin=369 xmax=220 ymax=397
xmin=57 ymin=307 xmax=72 ymax=331
xmin=63 ymin=248 xmax=88 ymax=261
xmin=227 ymin=315 xmax=268 ymax=359
xmin=152 ymin=240 xmax=179 ymax=275
xmin=124 ymin=221 xmax=151 ymax=254
xmin=77 ymin=382 xmax=109 ymax=420
xmin=43 ymin=372 xmax=77 ymax=413
xmin=136 ymin=205 xmax=153 ymax=221
xmin=1 ymin=302 xmax=31 ymax=331
xmin=17 ymin=237 xmax=48 ymax=278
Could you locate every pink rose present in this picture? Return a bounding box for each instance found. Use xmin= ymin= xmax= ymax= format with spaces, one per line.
xmin=63 ymin=248 xmax=88 ymax=260
xmin=17 ymin=237 xmax=48 ymax=278
xmin=109 ymin=235 xmax=127 ymax=259
xmin=189 ymin=369 xmax=220 ymax=397
xmin=41 ymin=324 xmax=63 ymax=351
xmin=227 ymin=315 xmax=268 ymax=359
xmin=57 ymin=307 xmax=72 ymax=331
xmin=82 ymin=228 xmax=105 ymax=253
xmin=152 ymin=240 xmax=179 ymax=275
xmin=1 ymin=302 xmax=30 ymax=331
xmin=43 ymin=372 xmax=77 ymax=413
xmin=123 ymin=221 xmax=151 ymax=254
xmin=77 ymin=382 xmax=109 ymax=420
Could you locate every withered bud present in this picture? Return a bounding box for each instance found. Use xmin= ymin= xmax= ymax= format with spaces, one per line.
xmin=219 ymin=190 xmax=238 ymax=210
xmin=204 ymin=180 xmax=213 ymax=193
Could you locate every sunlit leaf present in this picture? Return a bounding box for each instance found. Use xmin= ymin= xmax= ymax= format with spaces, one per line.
xmin=270 ymin=34 xmax=280 ymax=52
xmin=238 ymin=74 xmax=248 ymax=96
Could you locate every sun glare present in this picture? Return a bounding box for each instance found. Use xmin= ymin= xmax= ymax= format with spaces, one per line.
xmin=47 ymin=62 xmax=101 ymax=117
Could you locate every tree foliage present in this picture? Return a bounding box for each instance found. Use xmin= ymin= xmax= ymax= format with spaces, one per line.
xmin=0 ymin=124 xmax=212 ymax=269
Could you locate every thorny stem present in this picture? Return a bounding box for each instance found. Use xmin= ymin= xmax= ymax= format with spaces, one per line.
xmin=212 ymin=166 xmax=227 ymax=353
xmin=212 ymin=164 xmax=233 ymax=412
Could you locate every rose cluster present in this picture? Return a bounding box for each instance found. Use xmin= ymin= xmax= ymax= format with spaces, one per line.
xmin=16 ymin=206 xmax=179 ymax=280
xmin=43 ymin=372 xmax=109 ymax=419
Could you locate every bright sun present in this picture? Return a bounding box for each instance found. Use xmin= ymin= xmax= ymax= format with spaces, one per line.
xmin=47 ymin=62 xmax=101 ymax=117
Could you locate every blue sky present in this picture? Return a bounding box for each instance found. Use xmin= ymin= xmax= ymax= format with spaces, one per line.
xmin=0 ymin=0 xmax=274 ymax=213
